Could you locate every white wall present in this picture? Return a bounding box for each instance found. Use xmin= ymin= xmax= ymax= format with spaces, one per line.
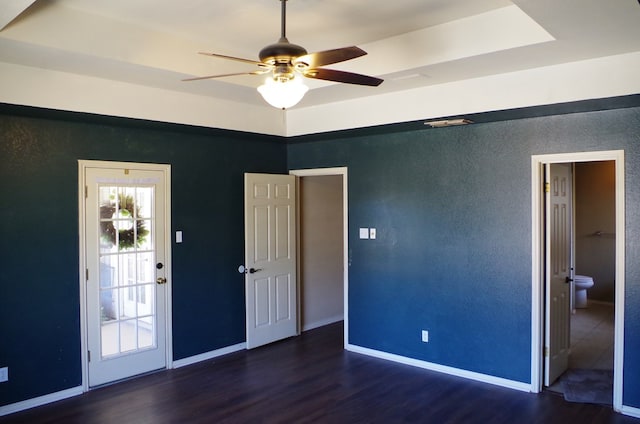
xmin=300 ymin=175 xmax=344 ymax=330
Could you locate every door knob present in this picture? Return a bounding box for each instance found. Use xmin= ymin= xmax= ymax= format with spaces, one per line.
xmin=238 ymin=265 xmax=262 ymax=274
xmin=156 ymin=277 xmax=167 ymax=285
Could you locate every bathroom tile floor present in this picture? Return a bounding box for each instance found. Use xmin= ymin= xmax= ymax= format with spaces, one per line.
xmin=547 ymin=301 xmax=615 ymax=394
xmin=569 ymin=301 xmax=615 ymax=370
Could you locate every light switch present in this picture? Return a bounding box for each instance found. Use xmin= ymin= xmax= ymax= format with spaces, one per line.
xmin=176 ymin=231 xmax=183 ymax=243
xmin=359 ymin=228 xmax=369 ymax=239
xmin=369 ymin=228 xmax=376 ymax=239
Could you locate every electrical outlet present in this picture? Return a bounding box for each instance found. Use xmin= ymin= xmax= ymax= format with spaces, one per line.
xmin=421 ymin=330 xmax=429 ymax=343
xmin=0 ymin=367 xmax=8 ymax=382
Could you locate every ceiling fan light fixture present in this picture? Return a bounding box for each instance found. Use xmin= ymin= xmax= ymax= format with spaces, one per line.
xmin=258 ymin=75 xmax=309 ymax=109
xmin=184 ymin=0 xmax=383 ymax=96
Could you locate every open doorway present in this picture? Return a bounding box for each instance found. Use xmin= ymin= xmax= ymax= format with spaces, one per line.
xmin=570 ymin=161 xmax=616 ymax=369
xmin=291 ymin=168 xmax=348 ymax=345
xmin=545 ymin=161 xmax=616 ymax=401
xmin=531 ymin=151 xmax=625 ymax=412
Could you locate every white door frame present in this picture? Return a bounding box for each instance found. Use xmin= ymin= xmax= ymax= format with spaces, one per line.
xmin=290 ymin=167 xmax=349 ymax=347
xmin=78 ymin=160 xmax=173 ymax=391
xmin=530 ymin=151 xmax=625 ymax=411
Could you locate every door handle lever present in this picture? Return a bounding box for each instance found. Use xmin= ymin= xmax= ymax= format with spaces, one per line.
xmin=565 ymin=276 xmax=573 ymax=284
xmin=156 ymin=277 xmax=167 ymax=285
xmin=238 ymin=265 xmax=262 ymax=274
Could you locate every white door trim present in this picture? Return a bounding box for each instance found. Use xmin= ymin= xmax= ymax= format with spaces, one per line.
xmin=290 ymin=167 xmax=348 ymax=347
xmin=530 ymin=151 xmax=625 ymax=411
xmin=78 ymin=160 xmax=173 ymax=391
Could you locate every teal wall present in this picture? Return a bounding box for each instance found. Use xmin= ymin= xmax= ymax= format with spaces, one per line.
xmin=287 ymin=106 xmax=640 ymax=407
xmin=0 ymin=108 xmax=286 ymax=406
xmin=1 ymin=102 xmax=639 ymax=410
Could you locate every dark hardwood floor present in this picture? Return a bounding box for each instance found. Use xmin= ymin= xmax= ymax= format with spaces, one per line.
xmin=2 ymin=322 xmax=638 ymax=424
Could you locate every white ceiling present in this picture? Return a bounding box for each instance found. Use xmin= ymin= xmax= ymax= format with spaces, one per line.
xmin=1 ymin=0 xmax=639 ymax=136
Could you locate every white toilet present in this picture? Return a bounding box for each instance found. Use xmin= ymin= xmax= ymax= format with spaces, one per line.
xmin=574 ymin=275 xmax=595 ymax=308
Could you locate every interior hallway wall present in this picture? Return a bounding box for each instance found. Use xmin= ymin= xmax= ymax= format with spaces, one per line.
xmin=299 ymin=175 xmax=344 ymax=330
xmin=574 ymin=161 xmax=616 ymax=302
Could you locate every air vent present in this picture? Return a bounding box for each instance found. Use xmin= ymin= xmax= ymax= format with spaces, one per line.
xmin=424 ymin=118 xmax=473 ymax=128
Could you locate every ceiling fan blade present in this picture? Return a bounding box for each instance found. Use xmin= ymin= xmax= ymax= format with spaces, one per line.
xmin=198 ymin=52 xmax=265 ymax=67
xmin=303 ymin=68 xmax=383 ymax=87
xmin=294 ymin=46 xmax=367 ymax=68
xmin=182 ymin=70 xmax=267 ymax=82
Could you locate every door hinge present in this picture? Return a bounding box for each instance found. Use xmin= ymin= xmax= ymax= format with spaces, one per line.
xmin=85 ymin=185 xmax=88 ymax=198
xmin=544 ymin=182 xmax=550 ymax=193
xmin=544 ymin=347 xmax=549 ymax=357
xmin=86 ymin=269 xmax=89 ymax=281
xmin=88 ymin=351 xmax=91 ymax=362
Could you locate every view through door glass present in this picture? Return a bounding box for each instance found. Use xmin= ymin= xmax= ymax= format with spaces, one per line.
xmin=98 ymin=185 xmax=156 ymax=357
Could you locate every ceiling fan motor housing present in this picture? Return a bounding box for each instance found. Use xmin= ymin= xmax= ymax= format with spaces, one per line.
xmin=259 ymin=39 xmax=307 ymax=65
xmin=259 ymin=39 xmax=308 ymax=82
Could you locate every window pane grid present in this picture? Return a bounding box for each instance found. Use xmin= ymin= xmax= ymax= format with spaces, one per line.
xmin=98 ymin=184 xmax=157 ymax=358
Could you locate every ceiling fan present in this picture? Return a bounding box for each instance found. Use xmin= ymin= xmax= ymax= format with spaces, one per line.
xmin=183 ymin=0 xmax=383 ymax=108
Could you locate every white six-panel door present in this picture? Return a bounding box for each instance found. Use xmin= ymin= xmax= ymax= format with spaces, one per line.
xmin=244 ymin=173 xmax=297 ymax=349
xmin=545 ymin=163 xmax=572 ymax=386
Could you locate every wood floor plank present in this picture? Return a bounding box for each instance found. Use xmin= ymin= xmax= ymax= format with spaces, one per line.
xmin=1 ymin=322 xmax=638 ymax=423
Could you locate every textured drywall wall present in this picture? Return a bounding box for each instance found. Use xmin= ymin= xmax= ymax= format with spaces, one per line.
xmin=0 ymin=108 xmax=286 ymax=406
xmin=288 ymin=106 xmax=640 ymax=407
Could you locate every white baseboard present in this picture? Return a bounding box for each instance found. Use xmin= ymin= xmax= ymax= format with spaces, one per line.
xmin=0 ymin=342 xmax=246 ymax=417
xmin=346 ymin=344 xmax=532 ymax=393
xmin=302 ymin=315 xmax=344 ymax=332
xmin=3 ymin=344 xmax=634 ymax=418
xmin=172 ymin=342 xmax=246 ymax=369
xmin=0 ymin=386 xmax=83 ymax=417
xmin=620 ymin=405 xmax=640 ymax=418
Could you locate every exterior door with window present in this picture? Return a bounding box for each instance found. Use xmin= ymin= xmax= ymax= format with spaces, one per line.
xmin=84 ymin=165 xmax=169 ymax=387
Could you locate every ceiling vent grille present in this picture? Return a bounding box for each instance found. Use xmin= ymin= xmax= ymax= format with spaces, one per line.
xmin=424 ymin=118 xmax=473 ymax=128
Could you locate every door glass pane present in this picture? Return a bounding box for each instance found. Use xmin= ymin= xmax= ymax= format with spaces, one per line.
xmin=98 ymin=184 xmax=156 ymax=358
xmin=99 ymin=187 xmax=118 ymax=255
xmin=120 ymin=319 xmax=138 ymax=353
xmin=137 ymin=220 xmax=153 ymax=251
xmin=101 ymin=287 xmax=118 ymax=322
xmin=138 ymin=317 xmax=154 ymax=349
xmin=101 ymin=321 xmax=119 ymax=357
